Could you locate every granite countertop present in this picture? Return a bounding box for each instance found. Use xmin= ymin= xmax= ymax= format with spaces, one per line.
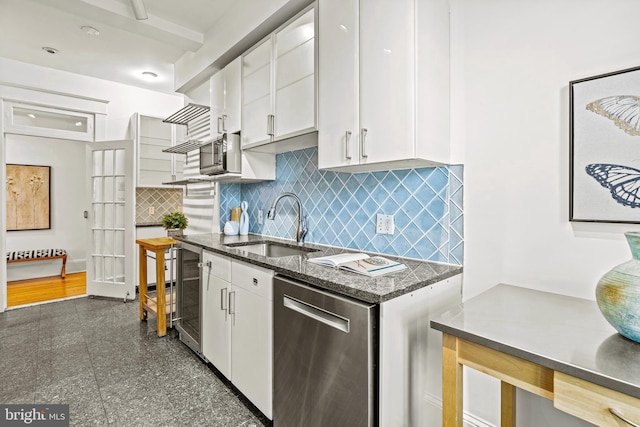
xmin=175 ymin=233 xmax=462 ymax=304
xmin=431 ymin=284 xmax=640 ymax=399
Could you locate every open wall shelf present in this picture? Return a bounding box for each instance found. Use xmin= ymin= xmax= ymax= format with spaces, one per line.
xmin=163 ymin=103 xmax=210 ymax=126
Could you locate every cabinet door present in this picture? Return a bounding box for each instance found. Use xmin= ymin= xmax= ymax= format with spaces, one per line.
xmin=242 ymin=38 xmax=273 ymax=147
xmin=317 ymin=0 xmax=359 ymax=169
xmin=137 ymin=114 xmax=173 ymax=186
xmin=231 ymin=286 xmax=273 ymax=419
xmin=274 ymin=7 xmax=316 ymax=139
xmin=201 ymin=254 xmax=231 ymax=379
xmin=359 ymin=0 xmax=415 ymax=164
xmin=210 ymin=70 xmax=225 ymax=136
xmin=224 ymin=57 xmax=242 ymax=134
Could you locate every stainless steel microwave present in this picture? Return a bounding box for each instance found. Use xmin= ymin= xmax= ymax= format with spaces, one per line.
xmin=199 ymin=133 xmax=241 ymax=175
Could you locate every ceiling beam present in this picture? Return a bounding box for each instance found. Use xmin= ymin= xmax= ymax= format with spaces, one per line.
xmin=69 ymin=0 xmax=205 ymax=52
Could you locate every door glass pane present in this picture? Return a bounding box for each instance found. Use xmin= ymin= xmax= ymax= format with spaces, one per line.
xmin=104 ymin=230 xmax=114 ymax=255
xmin=93 ymin=230 xmax=103 ymax=254
xmin=104 ymin=204 xmax=114 ymax=229
xmin=115 ymin=231 xmax=125 ymax=256
xmin=92 ymin=178 xmax=103 ymax=202
xmin=115 ymin=258 xmax=125 ymax=283
xmin=104 ymin=177 xmax=114 ymax=202
xmin=114 ymin=149 xmax=125 ymax=175
xmin=104 ymin=256 xmax=114 ymax=281
xmin=92 ymin=204 xmax=103 ymax=228
xmin=93 ymin=151 xmax=103 ymax=176
xmin=115 ymin=177 xmax=125 ymax=202
xmin=94 ymin=256 xmax=103 ymax=281
xmin=115 ymin=204 xmax=124 ymax=229
xmin=104 ymin=150 xmax=114 ymax=175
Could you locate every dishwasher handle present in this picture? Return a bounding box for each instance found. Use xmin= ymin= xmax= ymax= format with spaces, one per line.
xmin=283 ymin=295 xmax=350 ymax=333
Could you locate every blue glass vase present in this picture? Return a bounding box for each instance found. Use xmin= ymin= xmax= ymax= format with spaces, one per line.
xmin=596 ymin=232 xmax=640 ymax=343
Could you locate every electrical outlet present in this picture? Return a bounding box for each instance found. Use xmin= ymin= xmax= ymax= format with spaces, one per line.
xmin=376 ymin=214 xmax=387 ymax=234
xmin=386 ymin=214 xmax=395 ymax=235
xmin=376 ymin=214 xmax=395 ymax=234
xmin=258 ymin=209 xmax=264 ymax=225
xmin=148 ymin=206 xmax=155 ymax=215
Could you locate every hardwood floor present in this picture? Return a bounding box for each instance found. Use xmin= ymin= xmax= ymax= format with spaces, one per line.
xmin=7 ymin=272 xmax=86 ymax=307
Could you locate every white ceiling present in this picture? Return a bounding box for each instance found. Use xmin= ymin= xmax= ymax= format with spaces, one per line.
xmin=0 ymin=0 xmax=236 ymax=94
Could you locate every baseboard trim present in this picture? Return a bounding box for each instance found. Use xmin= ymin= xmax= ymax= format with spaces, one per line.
xmin=424 ymin=393 xmax=495 ymax=427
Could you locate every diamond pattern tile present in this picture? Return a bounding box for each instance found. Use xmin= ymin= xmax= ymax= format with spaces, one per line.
xmin=220 ymin=148 xmax=464 ymax=264
xmin=135 ymin=188 xmax=183 ymax=224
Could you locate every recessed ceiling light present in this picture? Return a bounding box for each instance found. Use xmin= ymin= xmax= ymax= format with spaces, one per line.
xmin=81 ymin=26 xmax=100 ymax=36
xmin=75 ymin=121 xmax=83 ymax=127
xmin=141 ymin=71 xmax=158 ymax=79
xmin=42 ymin=47 xmax=59 ymax=55
xmin=27 ymin=114 xmax=36 ymax=119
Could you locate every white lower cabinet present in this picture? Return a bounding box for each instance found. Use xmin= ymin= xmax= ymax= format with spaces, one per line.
xmin=202 ymin=251 xmax=232 ymax=378
xmin=201 ymin=251 xmax=274 ymax=419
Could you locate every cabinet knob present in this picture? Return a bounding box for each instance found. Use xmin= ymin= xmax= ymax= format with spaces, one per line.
xmin=253 ymin=278 xmax=258 ymax=286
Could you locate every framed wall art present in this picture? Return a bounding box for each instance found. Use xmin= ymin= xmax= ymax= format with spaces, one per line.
xmin=6 ymin=164 xmax=51 ymax=231
xmin=570 ymin=65 xmax=640 ymax=223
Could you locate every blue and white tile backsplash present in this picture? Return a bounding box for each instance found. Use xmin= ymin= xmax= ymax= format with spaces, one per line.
xmin=220 ymin=147 xmax=463 ymax=265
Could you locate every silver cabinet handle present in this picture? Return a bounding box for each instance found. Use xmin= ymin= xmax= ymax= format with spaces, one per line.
xmin=197 ymin=261 xmax=212 ymax=269
xmin=220 ymin=287 xmax=228 ymax=311
xmin=345 ymin=131 xmax=352 ymax=160
xmin=217 ymin=117 xmax=223 ymax=134
xmin=267 ymin=114 xmax=275 ymax=137
xmin=228 ymin=291 xmax=236 ymax=314
xmin=610 ymin=409 xmax=640 ymax=427
xmin=222 ymin=114 xmax=227 ymax=132
xmin=361 ymin=128 xmax=368 ymax=159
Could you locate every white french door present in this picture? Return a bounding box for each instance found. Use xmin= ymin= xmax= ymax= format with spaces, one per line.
xmin=86 ymin=140 xmax=135 ymax=300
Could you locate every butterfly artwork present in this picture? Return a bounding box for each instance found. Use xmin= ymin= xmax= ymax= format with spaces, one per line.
xmin=587 ymin=95 xmax=640 ymax=136
xmin=585 ymin=164 xmax=640 ymax=208
xmin=584 ymin=95 xmax=640 ymax=209
xmin=569 ymin=66 xmax=640 ymax=222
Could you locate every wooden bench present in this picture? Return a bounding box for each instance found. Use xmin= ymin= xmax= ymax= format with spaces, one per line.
xmin=6 ymin=249 xmax=67 ymax=278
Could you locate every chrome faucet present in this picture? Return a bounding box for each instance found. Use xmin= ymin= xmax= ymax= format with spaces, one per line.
xmin=267 ymin=192 xmax=308 ymax=243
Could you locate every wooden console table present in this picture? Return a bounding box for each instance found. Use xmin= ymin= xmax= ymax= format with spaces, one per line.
xmin=431 ymin=284 xmax=640 ymax=426
xmin=136 ymin=237 xmax=176 ymax=337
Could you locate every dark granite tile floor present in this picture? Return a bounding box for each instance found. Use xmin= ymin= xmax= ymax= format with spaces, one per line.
xmin=0 ymin=297 xmax=269 ymax=427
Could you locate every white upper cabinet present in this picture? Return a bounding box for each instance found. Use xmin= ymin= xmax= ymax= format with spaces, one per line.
xmin=134 ymin=113 xmax=185 ymax=187
xmin=224 ymin=57 xmax=242 ymax=134
xmin=210 ymin=57 xmax=242 ymax=136
xmin=242 ymin=5 xmax=317 ymax=149
xmin=318 ymin=0 xmax=451 ymax=172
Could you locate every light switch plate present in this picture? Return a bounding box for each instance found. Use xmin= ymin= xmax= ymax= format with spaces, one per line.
xmin=148 ymin=206 xmax=155 ymax=215
xmin=258 ymin=209 xmax=264 ymax=225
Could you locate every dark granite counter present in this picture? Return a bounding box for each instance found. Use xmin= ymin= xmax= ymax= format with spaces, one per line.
xmin=136 ymin=223 xmax=163 ymax=228
xmin=431 ymin=284 xmax=640 ymax=399
xmin=175 ymin=233 xmax=462 ymax=304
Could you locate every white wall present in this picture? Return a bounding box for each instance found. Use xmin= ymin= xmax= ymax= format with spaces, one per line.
xmin=6 ymin=134 xmax=87 ymax=280
xmin=451 ymin=0 xmax=640 ymax=425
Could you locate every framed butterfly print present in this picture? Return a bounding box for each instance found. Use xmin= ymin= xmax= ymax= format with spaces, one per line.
xmin=570 ymin=65 xmax=640 ymax=223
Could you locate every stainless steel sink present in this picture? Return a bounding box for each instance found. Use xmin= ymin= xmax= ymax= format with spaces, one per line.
xmin=225 ymin=241 xmax=320 ymax=257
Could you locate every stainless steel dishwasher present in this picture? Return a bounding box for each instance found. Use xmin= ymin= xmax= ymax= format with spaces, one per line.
xmin=273 ymin=275 xmax=377 ymax=427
